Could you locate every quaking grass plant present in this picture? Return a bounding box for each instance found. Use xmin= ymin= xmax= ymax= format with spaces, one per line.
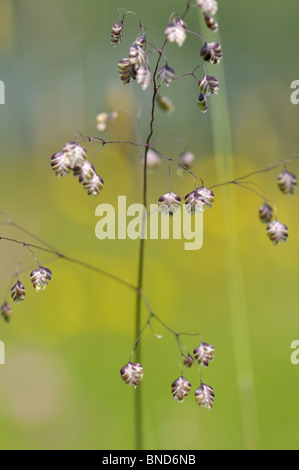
xmin=1 ymin=0 xmax=298 ymax=449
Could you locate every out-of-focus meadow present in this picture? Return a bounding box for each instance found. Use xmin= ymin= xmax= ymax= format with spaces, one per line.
xmin=0 ymin=0 xmax=298 ymax=450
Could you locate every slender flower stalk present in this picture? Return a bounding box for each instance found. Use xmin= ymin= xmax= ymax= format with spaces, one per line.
xmin=133 ymin=34 xmax=166 ymax=451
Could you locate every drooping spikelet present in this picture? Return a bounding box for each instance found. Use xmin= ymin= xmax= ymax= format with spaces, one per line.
xmin=111 ymin=21 xmax=123 ymax=47
xmin=277 ymin=170 xmax=297 ymax=195
xmin=62 ymin=142 xmax=87 ymax=171
xmin=204 ymin=12 xmax=218 ymax=32
xmin=185 ymin=189 xmax=206 ymax=215
xmin=180 ymin=150 xmax=195 ymax=169
xmin=51 ymin=151 xmax=71 ymax=177
xmin=129 ymin=44 xmax=146 ymax=69
xmin=158 ymin=192 xmax=181 ymax=215
xmin=194 ymin=343 xmax=215 ymax=368
xmin=201 ymin=42 xmax=222 ymax=64
xmin=171 ymin=377 xmax=191 ymax=403
xmin=259 ymin=203 xmax=273 ymax=224
xmin=196 ymin=186 xmax=215 ymax=208
xmin=134 ymin=35 xmax=146 ymax=48
xmin=143 ymin=149 xmax=161 ymax=169
xmin=157 ymin=64 xmax=175 ymax=87
xmin=156 ymin=94 xmax=175 ymax=114
xmin=195 ymin=383 xmax=215 ymax=409
xmin=73 ymin=160 xmax=95 ymax=183
xmin=11 ymin=281 xmax=25 ymax=304
xmin=1 ymin=302 xmax=12 ymax=322
xmin=198 ymin=93 xmax=208 ymax=113
xmin=120 ymin=362 xmax=144 ymax=388
xmin=199 ymin=75 xmax=219 ymax=96
xmin=83 ymin=173 xmax=104 ymax=196
xmin=118 ymin=58 xmax=136 ymax=84
xmin=196 ymin=0 xmax=218 ymax=16
xmin=30 ymin=266 xmax=52 ymax=292
xmin=183 ymin=355 xmax=194 ymax=368
xmin=164 ymin=18 xmax=187 ymax=47
xmin=266 ymin=220 xmax=288 ymax=245
xmin=136 ymin=65 xmax=151 ymax=91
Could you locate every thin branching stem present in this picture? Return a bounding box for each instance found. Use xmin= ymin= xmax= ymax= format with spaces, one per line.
xmin=133 ymin=35 xmax=165 ymax=453
xmin=0 ymin=232 xmax=137 ymax=292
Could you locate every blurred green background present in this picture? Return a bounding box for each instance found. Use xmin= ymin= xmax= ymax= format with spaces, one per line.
xmin=0 ymin=0 xmax=298 ymax=450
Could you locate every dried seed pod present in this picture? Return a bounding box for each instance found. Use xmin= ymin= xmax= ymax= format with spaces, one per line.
xmin=201 ymin=42 xmax=222 ymax=64
xmin=73 ymin=160 xmax=95 ymax=183
xmin=183 ymin=355 xmax=194 ymax=368
xmin=11 ymin=280 xmax=25 ymax=304
xmin=143 ymin=149 xmax=161 ymax=169
xmin=157 ymin=64 xmax=175 ymax=87
xmin=194 ymin=343 xmax=215 ymax=367
xmin=129 ymin=44 xmax=145 ymax=69
xmin=83 ymin=173 xmax=104 ymax=196
xmin=158 ymin=191 xmax=181 ymax=215
xmin=136 ymin=65 xmax=151 ymax=91
xmin=51 ymin=151 xmax=71 ymax=178
xmin=62 ymin=142 xmax=87 ymax=171
xmin=171 ymin=376 xmax=191 ymax=403
xmin=277 ymin=170 xmax=297 ymax=195
xmin=266 ymin=220 xmax=288 ymax=245
xmin=118 ymin=58 xmax=136 ymax=84
xmin=120 ymin=362 xmax=144 ymax=388
xmin=196 ymin=186 xmax=215 ymax=208
xmin=111 ymin=21 xmax=123 ymax=46
xmin=96 ymin=112 xmax=118 ymax=132
xmin=259 ymin=203 xmax=273 ymax=224
xmin=195 ymin=383 xmax=215 ymax=409
xmin=30 ymin=266 xmax=52 ymax=292
xmin=196 ymin=0 xmax=218 ymax=16
xmin=204 ymin=12 xmax=218 ymax=32
xmin=185 ymin=189 xmax=205 ymax=215
xmin=156 ymin=94 xmax=175 ymax=114
xmin=199 ymin=75 xmax=219 ymax=96
xmin=1 ymin=302 xmax=12 ymax=323
xmin=164 ymin=19 xmax=187 ymax=47
xmin=180 ymin=150 xmax=195 ymax=169
xmin=198 ymin=93 xmax=208 ymax=113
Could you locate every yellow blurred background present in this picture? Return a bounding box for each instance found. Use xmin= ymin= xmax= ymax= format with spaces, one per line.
xmin=0 ymin=0 xmax=298 ymax=450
